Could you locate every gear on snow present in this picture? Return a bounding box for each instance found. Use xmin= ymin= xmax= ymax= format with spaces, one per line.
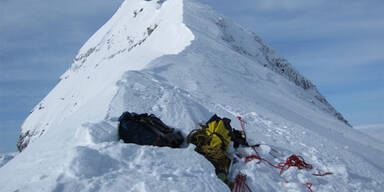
xmin=187 ymin=114 xmax=248 ymax=187
xmin=118 ymin=112 xmax=333 ymax=192
xmin=118 ymin=112 xmax=184 ymax=148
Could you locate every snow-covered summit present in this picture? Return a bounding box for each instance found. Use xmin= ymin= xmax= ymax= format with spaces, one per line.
xmin=17 ymin=0 xmax=349 ymax=153
xmin=17 ymin=0 xmax=195 ymax=152
xmin=2 ymin=0 xmax=384 ymax=191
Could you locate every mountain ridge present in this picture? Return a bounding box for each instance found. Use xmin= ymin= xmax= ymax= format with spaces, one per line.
xmin=2 ymin=0 xmax=383 ymax=191
xmin=18 ymin=0 xmax=349 ymax=152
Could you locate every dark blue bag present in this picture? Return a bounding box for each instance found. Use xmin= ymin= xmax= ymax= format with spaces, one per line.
xmin=118 ymin=112 xmax=184 ymax=148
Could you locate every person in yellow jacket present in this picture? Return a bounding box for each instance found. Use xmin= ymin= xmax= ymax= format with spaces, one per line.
xmin=205 ymin=115 xmax=232 ymax=152
xmin=187 ymin=114 xmax=248 ymax=187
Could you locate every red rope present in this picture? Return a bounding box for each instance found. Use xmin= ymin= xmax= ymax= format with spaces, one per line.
xmin=243 ymin=152 xmax=333 ymax=192
xmin=236 ymin=116 xmax=332 ymax=192
xmin=233 ymin=172 xmax=253 ymax=192
xmin=277 ymin=154 xmax=313 ymax=175
xmin=245 ymin=154 xmax=282 ymax=169
xmin=302 ymin=182 xmax=313 ymax=192
xmin=245 ymin=147 xmax=333 ymax=177
xmin=244 ymin=150 xmax=312 ymax=174
xmin=245 ymin=155 xmax=263 ymax=163
xmin=237 ymin=116 xmax=247 ymax=139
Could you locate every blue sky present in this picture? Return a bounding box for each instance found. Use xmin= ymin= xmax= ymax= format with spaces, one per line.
xmin=200 ymin=0 xmax=384 ymax=126
xmin=0 ymin=0 xmax=383 ymax=153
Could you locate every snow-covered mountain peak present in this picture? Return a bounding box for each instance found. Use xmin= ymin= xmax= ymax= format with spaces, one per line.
xmin=18 ymin=0 xmax=348 ymax=152
xmin=2 ymin=0 xmax=384 ymax=191
xmin=17 ymin=0 xmax=195 ymax=151
xmin=71 ymin=0 xmax=193 ymax=72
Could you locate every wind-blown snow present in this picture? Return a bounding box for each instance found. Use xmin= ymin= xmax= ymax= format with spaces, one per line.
xmin=1 ymin=0 xmax=384 ymax=191
xmin=356 ymin=124 xmax=384 ymax=143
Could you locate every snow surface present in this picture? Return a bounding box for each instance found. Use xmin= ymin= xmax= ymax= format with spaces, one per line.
xmin=1 ymin=0 xmax=384 ymax=191
xmin=356 ymin=124 xmax=384 ymax=143
xmin=0 ymin=152 xmax=16 ymax=168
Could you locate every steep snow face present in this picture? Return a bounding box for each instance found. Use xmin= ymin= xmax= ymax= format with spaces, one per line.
xmin=2 ymin=0 xmax=384 ymax=191
xmin=16 ymin=0 xmax=194 ymax=151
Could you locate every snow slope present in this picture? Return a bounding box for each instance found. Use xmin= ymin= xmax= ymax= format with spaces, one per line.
xmin=356 ymin=124 xmax=384 ymax=143
xmin=1 ymin=0 xmax=384 ymax=191
xmin=0 ymin=152 xmax=16 ymax=168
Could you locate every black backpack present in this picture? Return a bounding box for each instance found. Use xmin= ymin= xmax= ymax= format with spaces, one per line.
xmin=118 ymin=112 xmax=184 ymax=148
